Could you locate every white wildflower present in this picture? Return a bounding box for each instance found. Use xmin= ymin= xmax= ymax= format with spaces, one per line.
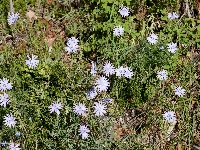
xmin=3 ymin=114 xmax=16 ymax=128
xmin=157 ymin=69 xmax=168 ymax=81
xmin=86 ymin=87 xmax=97 ymax=100
xmin=113 ymin=26 xmax=124 ymax=36
xmin=115 ymin=66 xmax=125 ymax=77
xmin=147 ymin=33 xmax=158 ymax=45
xmin=25 ymin=54 xmax=39 ymax=68
xmin=0 ymin=93 xmax=10 ymax=107
xmin=103 ymin=61 xmax=115 ymax=76
xmin=167 ymin=42 xmax=178 ymax=53
xmin=73 ymin=103 xmax=87 ymax=115
xmin=9 ymin=142 xmax=21 ymax=150
xmin=65 ymin=37 xmax=79 ymax=54
xmin=49 ymin=102 xmax=63 ymax=115
xmin=123 ymin=67 xmax=134 ymax=78
xmin=78 ymin=125 xmax=90 ymax=139
xmin=168 ymin=12 xmax=179 ymax=20
xmin=0 ymin=78 xmax=12 ymax=92
xmin=174 ymin=86 xmax=186 ymax=97
xmin=7 ymin=12 xmax=19 ymax=25
xmin=93 ymin=101 xmax=107 ymax=116
xmin=1 ymin=141 xmax=7 ymax=146
xmin=95 ymin=76 xmax=110 ymax=92
xmin=118 ymin=6 xmax=130 ymax=17
xmin=163 ymin=111 xmax=176 ymax=123
xmin=91 ymin=61 xmax=97 ymax=76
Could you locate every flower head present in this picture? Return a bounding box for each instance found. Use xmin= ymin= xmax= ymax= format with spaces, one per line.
xmin=49 ymin=102 xmax=63 ymax=115
xmin=123 ymin=67 xmax=134 ymax=78
xmin=3 ymin=114 xmax=16 ymax=128
xmin=163 ymin=111 xmax=176 ymax=123
xmin=102 ymin=98 xmax=113 ymax=104
xmin=113 ymin=26 xmax=124 ymax=36
xmin=0 ymin=92 xmax=11 ymax=107
xmin=15 ymin=131 xmax=21 ymax=137
xmin=93 ymin=101 xmax=107 ymax=116
xmin=95 ymin=76 xmax=110 ymax=92
xmin=118 ymin=6 xmax=130 ymax=17
xmin=90 ymin=61 xmax=97 ymax=76
xmin=9 ymin=142 xmax=21 ymax=150
xmin=78 ymin=125 xmax=90 ymax=139
xmin=168 ymin=12 xmax=179 ymax=20
xmin=157 ymin=69 xmax=168 ymax=81
xmin=26 ymin=54 xmax=39 ymax=68
xmin=167 ymin=42 xmax=178 ymax=53
xmin=1 ymin=141 xmax=7 ymax=146
xmin=7 ymin=12 xmax=19 ymax=25
xmin=0 ymin=78 xmax=13 ymax=91
xmin=65 ymin=37 xmax=79 ymax=54
xmin=174 ymin=86 xmax=186 ymax=97
xmin=73 ymin=103 xmax=87 ymax=115
xmin=103 ymin=61 xmax=115 ymax=76
xmin=147 ymin=33 xmax=158 ymax=45
xmin=86 ymin=87 xmax=97 ymax=100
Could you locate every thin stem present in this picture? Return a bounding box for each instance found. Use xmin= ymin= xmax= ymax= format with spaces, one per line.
xmin=9 ymin=0 xmax=14 ymax=13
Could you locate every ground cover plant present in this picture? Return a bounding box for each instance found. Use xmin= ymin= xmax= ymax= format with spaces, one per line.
xmin=0 ymin=0 xmax=200 ymax=149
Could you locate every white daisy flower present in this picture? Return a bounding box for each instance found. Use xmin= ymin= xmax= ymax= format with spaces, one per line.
xmin=174 ymin=86 xmax=186 ymax=97
xmin=95 ymin=76 xmax=110 ymax=92
xmin=163 ymin=111 xmax=176 ymax=123
xmin=118 ymin=6 xmax=130 ymax=17
xmin=9 ymin=142 xmax=21 ymax=150
xmin=0 ymin=78 xmax=13 ymax=91
xmin=103 ymin=61 xmax=115 ymax=76
xmin=113 ymin=26 xmax=124 ymax=36
xmin=0 ymin=92 xmax=10 ymax=107
xmin=73 ymin=103 xmax=87 ymax=115
xmin=65 ymin=37 xmax=79 ymax=54
xmin=3 ymin=114 xmax=16 ymax=128
xmin=167 ymin=42 xmax=178 ymax=53
xmin=25 ymin=54 xmax=39 ymax=68
xmin=115 ymin=66 xmax=125 ymax=77
xmin=7 ymin=12 xmax=19 ymax=25
xmin=123 ymin=67 xmax=134 ymax=78
xmin=90 ymin=61 xmax=97 ymax=76
xmin=78 ymin=125 xmax=90 ymax=139
xmin=147 ymin=33 xmax=158 ymax=45
xmin=93 ymin=101 xmax=107 ymax=116
xmin=157 ymin=69 xmax=168 ymax=81
xmin=86 ymin=87 xmax=97 ymax=100
xmin=49 ymin=102 xmax=63 ymax=115
xmin=168 ymin=12 xmax=179 ymax=20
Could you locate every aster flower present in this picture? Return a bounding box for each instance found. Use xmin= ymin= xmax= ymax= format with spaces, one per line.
xmin=0 ymin=78 xmax=13 ymax=91
xmin=147 ymin=33 xmax=158 ymax=45
xmin=90 ymin=61 xmax=97 ymax=76
xmin=65 ymin=37 xmax=79 ymax=54
xmin=93 ymin=101 xmax=107 ymax=116
xmin=174 ymin=86 xmax=186 ymax=97
xmin=73 ymin=103 xmax=87 ymax=115
xmin=3 ymin=114 xmax=16 ymax=128
xmin=118 ymin=6 xmax=130 ymax=17
xmin=157 ymin=69 xmax=168 ymax=81
xmin=95 ymin=76 xmax=110 ymax=92
xmin=163 ymin=111 xmax=176 ymax=123
xmin=1 ymin=141 xmax=7 ymax=146
xmin=168 ymin=12 xmax=179 ymax=20
xmin=113 ymin=26 xmax=124 ymax=36
xmin=123 ymin=67 xmax=134 ymax=78
xmin=25 ymin=54 xmax=39 ymax=68
xmin=115 ymin=66 xmax=125 ymax=77
xmin=9 ymin=142 xmax=21 ymax=150
xmin=49 ymin=102 xmax=63 ymax=115
xmin=0 ymin=92 xmax=11 ymax=107
xmin=78 ymin=125 xmax=90 ymax=139
xmin=86 ymin=87 xmax=97 ymax=100
xmin=167 ymin=42 xmax=178 ymax=53
xmin=7 ymin=12 xmax=19 ymax=25
xmin=103 ymin=61 xmax=115 ymax=76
